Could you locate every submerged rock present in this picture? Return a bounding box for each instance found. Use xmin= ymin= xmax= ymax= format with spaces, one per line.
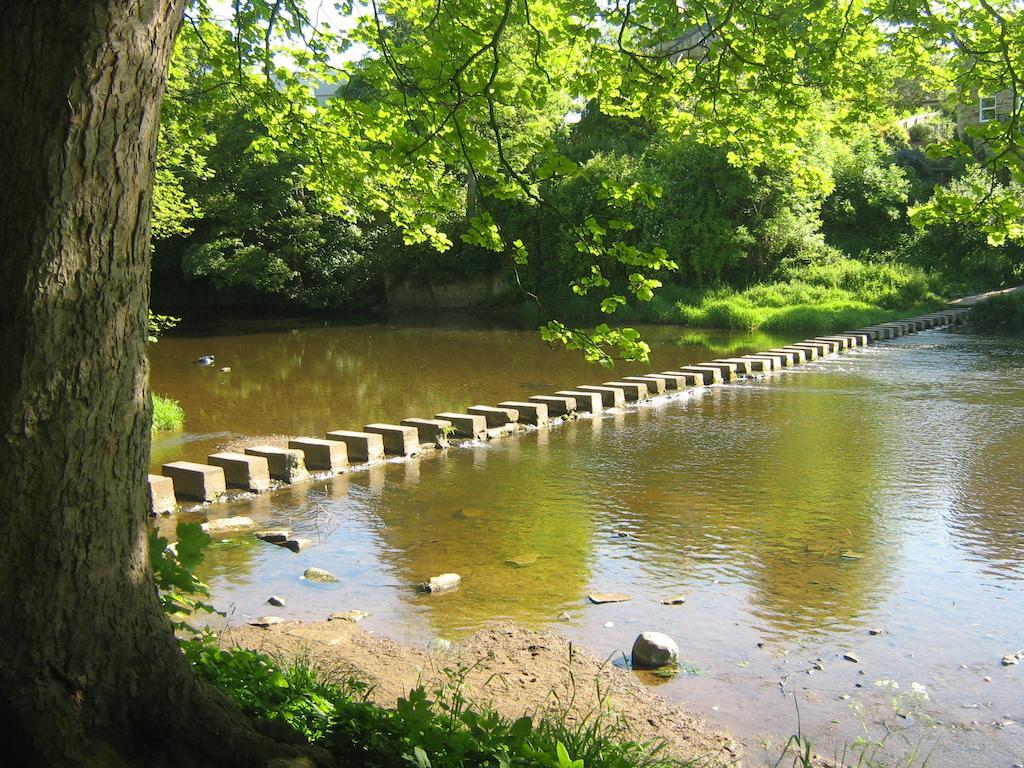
xmin=279 ymin=538 xmax=314 ymax=553
xmin=303 ymin=567 xmax=338 ymax=583
xmin=329 ymin=610 xmax=368 ymax=623
xmin=256 ymin=529 xmax=291 ymax=544
xmin=505 ymin=553 xmax=538 ymax=568
xmin=588 ymin=592 xmax=632 ymax=604
xmin=202 ymin=516 xmax=256 ymax=535
xmin=631 ymin=632 xmax=679 ymax=669
xmin=195 ymin=355 xmax=215 ymax=365
xmin=420 ymin=573 xmax=461 ymax=593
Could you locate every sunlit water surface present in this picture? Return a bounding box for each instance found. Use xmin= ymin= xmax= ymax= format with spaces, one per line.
xmin=151 ymin=320 xmax=1024 ymax=767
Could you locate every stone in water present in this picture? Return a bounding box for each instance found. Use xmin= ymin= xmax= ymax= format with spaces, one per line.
xmin=329 ymin=610 xmax=368 ymax=623
xmin=421 ymin=573 xmax=461 ymax=593
xmin=506 ymin=553 xmax=538 ymax=568
xmin=662 ymin=595 xmax=687 ymax=605
xmin=631 ymin=632 xmax=680 ymax=669
xmin=202 ymin=516 xmax=256 ymax=535
xmin=843 ymin=652 xmax=860 ymax=663
xmin=589 ymin=592 xmax=632 ymax=604
xmin=257 ymin=529 xmax=291 ymax=544
xmin=267 ymin=595 xmax=286 ymax=607
xmin=303 ymin=567 xmax=338 ymax=583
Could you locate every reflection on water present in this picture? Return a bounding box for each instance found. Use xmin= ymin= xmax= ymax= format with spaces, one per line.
xmin=152 ymin=322 xmax=1024 ymax=767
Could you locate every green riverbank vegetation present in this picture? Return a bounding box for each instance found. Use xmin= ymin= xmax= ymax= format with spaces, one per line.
xmin=971 ymin=291 xmax=1024 ymax=333
xmin=151 ymin=394 xmax=185 ymax=433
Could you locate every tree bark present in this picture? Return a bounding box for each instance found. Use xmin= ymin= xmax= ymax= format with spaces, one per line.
xmin=0 ymin=3 xmax=287 ymax=765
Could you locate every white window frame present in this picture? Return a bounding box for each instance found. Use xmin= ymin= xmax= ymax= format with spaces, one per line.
xmin=979 ymin=95 xmax=997 ymax=123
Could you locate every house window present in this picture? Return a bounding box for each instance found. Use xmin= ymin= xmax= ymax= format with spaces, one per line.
xmin=979 ymin=96 xmax=997 ymax=123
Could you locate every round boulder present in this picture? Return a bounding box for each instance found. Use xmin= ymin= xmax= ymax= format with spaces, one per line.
xmin=631 ymin=632 xmax=679 ymax=669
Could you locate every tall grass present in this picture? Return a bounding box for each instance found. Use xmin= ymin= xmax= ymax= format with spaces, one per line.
xmin=970 ymin=290 xmax=1024 ymax=332
xmin=671 ymin=259 xmax=945 ymax=332
xmin=152 ymin=393 xmax=185 ymax=432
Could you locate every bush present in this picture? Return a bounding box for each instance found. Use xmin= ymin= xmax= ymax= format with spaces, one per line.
xmin=970 ymin=291 xmax=1024 ymax=333
xmin=152 ymin=393 xmax=185 ymax=432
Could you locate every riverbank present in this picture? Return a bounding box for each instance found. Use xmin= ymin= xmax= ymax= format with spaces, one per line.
xmin=225 ymin=619 xmax=741 ymax=766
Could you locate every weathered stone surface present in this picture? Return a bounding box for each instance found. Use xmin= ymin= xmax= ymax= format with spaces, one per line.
xmin=588 ymin=592 xmax=632 ymax=604
xmin=303 ymin=567 xmax=338 ymax=583
xmin=288 ymin=437 xmax=348 ymax=471
xmin=249 ymin=616 xmax=285 ymax=627
xmin=790 ymin=341 xmax=832 ymax=357
xmin=328 ymin=610 xmax=369 ymax=622
xmin=434 ymin=412 xmax=487 ymax=439
xmin=555 ymin=390 xmax=603 ymax=413
xmin=401 ymin=418 xmax=453 ymax=445
xmin=325 ymin=430 xmax=386 ymax=463
xmin=364 ymin=423 xmax=420 ymax=456
xmin=575 ymin=384 xmax=626 ymax=408
xmin=810 ymin=337 xmax=844 ymax=352
xmin=698 ymin=361 xmax=739 ymax=380
xmin=739 ymin=356 xmax=780 ymax=371
xmin=498 ymin=401 xmax=548 ymax=426
xmin=661 ymin=596 xmax=687 ymax=605
xmin=420 ymin=573 xmax=461 ymax=593
xmin=256 ymin=529 xmax=291 ymax=544
xmin=756 ymin=351 xmax=796 ymax=367
xmin=642 ymin=373 xmax=687 ymax=390
xmin=528 ymin=395 xmax=576 ymax=417
xmin=202 ymin=516 xmax=256 ymax=535
xmin=208 ymin=452 xmax=272 ymax=492
xmin=278 ymin=538 xmax=314 ymax=553
xmin=468 ymin=405 xmax=519 ymax=427
xmin=843 ymin=651 xmax=860 ymax=663
xmin=623 ymin=375 xmax=666 ymax=394
xmin=713 ymin=358 xmax=758 ymax=375
xmin=162 ymin=461 xmax=226 ymax=502
xmin=660 ymin=371 xmax=704 ymax=386
xmin=244 ymin=446 xmax=310 ymax=484
xmin=147 ymin=474 xmax=176 ymax=515
xmin=675 ymin=366 xmax=723 ymax=385
xmin=505 ymin=553 xmax=539 ymax=568
xmin=602 ymin=381 xmax=648 ymax=401
xmin=631 ymin=632 xmax=679 ymax=669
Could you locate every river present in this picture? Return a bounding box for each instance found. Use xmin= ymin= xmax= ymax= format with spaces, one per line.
xmin=150 ymin=317 xmax=1024 ymax=767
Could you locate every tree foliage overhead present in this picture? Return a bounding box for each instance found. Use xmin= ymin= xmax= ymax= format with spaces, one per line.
xmin=158 ymin=0 xmax=1024 ymax=361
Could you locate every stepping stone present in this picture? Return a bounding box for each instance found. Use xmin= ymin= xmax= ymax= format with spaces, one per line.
xmin=244 ymin=446 xmax=309 ymax=484
xmin=622 ymin=375 xmax=666 ymax=394
xmin=208 ymin=452 xmax=272 ymax=492
xmin=498 ymin=401 xmax=548 ymax=426
xmin=401 ymin=417 xmax=453 ymax=445
xmin=147 ymin=474 xmax=176 ymax=515
xmin=363 ymin=423 xmax=419 ymax=456
xmin=162 ymin=461 xmax=226 ymax=502
xmin=288 ymin=437 xmax=348 ymax=472
xmin=602 ymin=381 xmax=648 ymax=401
xmin=468 ymin=405 xmax=519 ymax=427
xmin=588 ymin=592 xmax=632 ymax=604
xmin=528 ymin=395 xmax=576 ymax=416
xmin=555 ymin=390 xmax=603 ymax=413
xmin=575 ymin=385 xmax=626 ymax=408
xmin=325 ymin=430 xmax=386 ymax=463
xmin=433 ymin=412 xmax=487 ymax=439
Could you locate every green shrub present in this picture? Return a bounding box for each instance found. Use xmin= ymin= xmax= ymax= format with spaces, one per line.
xmin=152 ymin=393 xmax=185 ymax=432
xmin=970 ymin=291 xmax=1024 ymax=333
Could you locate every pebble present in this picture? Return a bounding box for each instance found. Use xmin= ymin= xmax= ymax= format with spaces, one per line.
xmin=839 ymin=694 xmax=850 ymax=700
xmin=420 ymin=573 xmax=461 ymax=593
xmin=219 ymin=367 xmax=231 ymax=373
xmin=843 ymin=652 xmax=860 ymax=663
xmin=328 ymin=610 xmax=368 ymax=622
xmin=267 ymin=595 xmax=286 ymax=607
xmin=812 ymin=662 xmax=825 ymax=671
xmin=249 ymin=616 xmax=284 ymax=627
xmin=588 ymin=592 xmax=632 ymax=604
xmin=303 ymin=567 xmax=338 ymax=583
xmin=604 ymin=621 xmax=614 ymax=628
xmin=556 ymin=612 xmax=571 ymax=622
xmin=868 ymin=628 xmax=883 ymax=635
xmin=661 ymin=595 xmax=687 ymax=605
xmin=984 ymin=676 xmax=992 ymax=682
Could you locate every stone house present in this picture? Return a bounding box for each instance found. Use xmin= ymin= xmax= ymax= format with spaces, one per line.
xmin=957 ymin=87 xmax=1020 ymax=134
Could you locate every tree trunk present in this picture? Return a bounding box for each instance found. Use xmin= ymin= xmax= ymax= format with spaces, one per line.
xmin=0 ymin=3 xmax=286 ymax=765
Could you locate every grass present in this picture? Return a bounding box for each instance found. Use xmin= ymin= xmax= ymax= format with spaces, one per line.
xmin=970 ymin=290 xmax=1024 ymax=332
xmin=152 ymin=393 xmax=185 ymax=432
xmin=669 ymin=259 xmax=946 ymax=333
xmin=182 ymin=635 xmax=697 ymax=768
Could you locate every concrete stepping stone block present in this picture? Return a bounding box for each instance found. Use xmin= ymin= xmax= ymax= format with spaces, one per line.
xmin=288 ymin=437 xmax=348 ymax=472
xmin=674 ymin=366 xmax=722 ymax=385
xmin=815 ymin=336 xmax=850 ymax=350
xmin=401 ymin=418 xmax=453 ymax=445
xmin=660 ymin=370 xmax=705 ymax=386
xmin=623 ymin=375 xmax=666 ymax=394
xmin=528 ymin=395 xmax=576 ymax=417
xmin=762 ymin=349 xmax=800 ymax=366
xmin=741 ymin=355 xmax=782 ymax=371
xmin=325 ymin=430 xmax=386 ymax=463
xmin=162 ymin=461 xmax=226 ymax=502
xmin=555 ymin=390 xmax=603 ymax=413
xmin=244 ymin=446 xmax=309 ymax=483
xmin=713 ymin=358 xmax=759 ymax=375
xmin=575 ymin=385 xmax=626 ymax=408
xmin=602 ymin=381 xmax=648 ymax=401
xmin=147 ymin=474 xmax=176 ymax=515
xmin=811 ymin=338 xmax=844 ymax=353
xmin=778 ymin=345 xmax=817 ymax=361
xmin=467 ymin=405 xmax=519 ymax=427
xmin=790 ymin=341 xmax=832 ymax=356
xmin=364 ymin=424 xmax=420 ymax=456
xmin=208 ymin=452 xmax=272 ymax=492
xmin=696 ymin=362 xmax=739 ymax=381
xmin=433 ymin=412 xmax=487 ymax=439
xmin=498 ymin=400 xmax=548 ymax=426
xmin=642 ymin=373 xmax=687 ymax=390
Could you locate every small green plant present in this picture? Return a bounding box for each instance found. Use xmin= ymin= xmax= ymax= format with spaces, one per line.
xmin=152 ymin=393 xmax=185 ymax=432
xmin=149 ymin=522 xmax=219 ymax=631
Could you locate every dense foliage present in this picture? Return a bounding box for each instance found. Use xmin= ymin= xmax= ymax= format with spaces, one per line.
xmin=151 ymin=0 xmax=1024 ymax=362
xmin=970 ymin=291 xmax=1024 ymax=333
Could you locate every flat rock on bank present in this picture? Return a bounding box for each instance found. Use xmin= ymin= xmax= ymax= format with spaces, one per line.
xmin=225 ymin=621 xmax=739 ymax=766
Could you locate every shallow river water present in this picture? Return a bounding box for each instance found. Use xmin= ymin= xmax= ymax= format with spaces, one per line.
xmin=150 ymin=318 xmax=1024 ymax=767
